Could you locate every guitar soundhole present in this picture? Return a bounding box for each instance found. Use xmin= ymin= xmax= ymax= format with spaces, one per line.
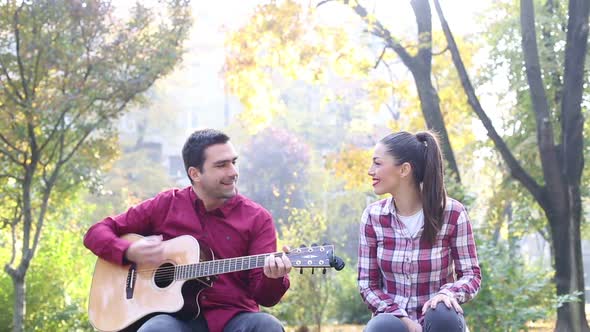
xmin=154 ymin=263 xmax=175 ymax=288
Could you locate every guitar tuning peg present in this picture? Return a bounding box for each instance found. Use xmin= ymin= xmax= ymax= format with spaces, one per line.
xmin=322 ymin=268 xmax=327 ymax=275
xmin=311 ymin=268 xmax=315 ymax=274
xmin=311 ymin=243 xmax=318 ymax=247
xmin=299 ymin=268 xmax=303 ymax=274
xmin=299 ymin=244 xmax=307 ymax=248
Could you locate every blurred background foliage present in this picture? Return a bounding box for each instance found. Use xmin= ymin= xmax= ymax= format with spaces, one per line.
xmin=1 ymin=0 xmax=589 ymax=331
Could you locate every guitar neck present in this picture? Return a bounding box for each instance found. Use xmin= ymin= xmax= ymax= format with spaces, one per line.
xmin=174 ymin=252 xmax=281 ymax=281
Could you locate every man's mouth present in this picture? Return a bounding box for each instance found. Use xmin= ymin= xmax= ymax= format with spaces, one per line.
xmin=372 ymin=179 xmax=380 ymax=186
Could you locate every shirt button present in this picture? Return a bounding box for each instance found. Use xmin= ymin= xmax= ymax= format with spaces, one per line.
xmin=405 ymin=257 xmax=411 ymax=262
xmin=202 ymin=295 xmax=207 ymax=299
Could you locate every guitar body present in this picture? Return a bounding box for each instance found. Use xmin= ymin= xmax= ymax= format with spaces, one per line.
xmin=88 ymin=234 xmax=214 ymax=332
xmin=87 ymin=234 xmax=342 ymax=331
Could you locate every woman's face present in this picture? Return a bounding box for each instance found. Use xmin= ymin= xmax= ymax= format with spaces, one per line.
xmin=368 ymin=143 xmax=404 ymax=195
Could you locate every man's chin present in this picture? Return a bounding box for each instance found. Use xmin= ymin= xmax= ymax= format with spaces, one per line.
xmin=222 ymin=188 xmax=237 ymax=198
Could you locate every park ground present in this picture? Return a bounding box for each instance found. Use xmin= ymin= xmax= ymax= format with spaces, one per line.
xmin=285 ymin=304 xmax=590 ymax=332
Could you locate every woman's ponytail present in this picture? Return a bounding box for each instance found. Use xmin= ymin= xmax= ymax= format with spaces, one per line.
xmin=415 ymin=131 xmax=446 ymax=244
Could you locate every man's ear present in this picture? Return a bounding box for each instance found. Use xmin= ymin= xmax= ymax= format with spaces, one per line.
xmin=400 ymin=162 xmax=412 ymax=178
xmin=188 ymin=166 xmax=201 ymax=183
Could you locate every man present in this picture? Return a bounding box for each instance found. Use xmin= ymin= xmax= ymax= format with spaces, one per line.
xmin=84 ymin=129 xmax=291 ymax=332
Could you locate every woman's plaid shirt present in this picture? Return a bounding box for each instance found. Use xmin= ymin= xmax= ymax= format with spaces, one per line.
xmin=358 ymin=197 xmax=481 ymax=322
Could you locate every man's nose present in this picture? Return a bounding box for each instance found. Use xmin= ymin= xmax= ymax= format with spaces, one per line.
xmin=229 ymin=164 xmax=239 ymax=177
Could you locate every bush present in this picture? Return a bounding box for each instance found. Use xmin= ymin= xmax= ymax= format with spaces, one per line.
xmin=463 ymin=240 xmax=560 ymax=331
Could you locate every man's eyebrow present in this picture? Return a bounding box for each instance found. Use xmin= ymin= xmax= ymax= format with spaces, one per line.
xmin=213 ymin=157 xmax=238 ymax=165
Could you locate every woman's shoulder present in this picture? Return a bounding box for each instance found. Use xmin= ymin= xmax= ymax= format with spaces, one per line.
xmin=444 ymin=197 xmax=469 ymax=224
xmin=444 ymin=197 xmax=466 ymax=212
xmin=364 ymin=197 xmax=394 ymax=216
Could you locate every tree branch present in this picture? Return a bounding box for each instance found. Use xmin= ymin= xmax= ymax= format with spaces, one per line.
xmin=433 ymin=0 xmax=546 ymax=204
xmin=345 ymin=0 xmax=415 ymax=67
xmin=432 ymin=45 xmax=449 ymax=56
xmin=0 ymin=145 xmax=23 ymax=166
xmin=374 ymin=45 xmax=388 ymax=69
xmin=0 ymin=131 xmax=24 ymax=155
xmin=13 ymin=4 xmax=32 ymax=101
xmin=0 ymin=173 xmax=24 ymax=182
xmin=561 ymin=0 xmax=589 ymax=185
xmin=0 ymin=60 xmax=26 ymax=105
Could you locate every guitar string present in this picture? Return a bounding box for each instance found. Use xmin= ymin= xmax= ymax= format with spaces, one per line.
xmin=136 ymin=258 xmax=331 ymax=279
xmin=131 ymin=252 xmax=281 ymax=274
xmin=130 ymin=249 xmax=331 ymax=275
xmin=149 ymin=262 xmax=331 ymax=283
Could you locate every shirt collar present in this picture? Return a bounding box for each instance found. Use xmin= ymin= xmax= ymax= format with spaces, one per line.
xmin=189 ymin=186 xmax=239 ymax=217
xmin=382 ymin=196 xmax=395 ymax=215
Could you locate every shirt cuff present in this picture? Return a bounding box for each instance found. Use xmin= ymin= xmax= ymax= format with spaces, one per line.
xmin=111 ymin=237 xmax=133 ymax=265
xmin=261 ymin=273 xmax=289 ymax=290
xmin=438 ymin=288 xmax=456 ymax=300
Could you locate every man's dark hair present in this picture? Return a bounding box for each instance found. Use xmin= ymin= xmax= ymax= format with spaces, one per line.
xmin=182 ymin=129 xmax=230 ymax=182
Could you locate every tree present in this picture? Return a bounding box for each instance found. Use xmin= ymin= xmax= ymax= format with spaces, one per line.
xmin=267 ymin=208 xmax=335 ymax=332
xmin=328 ymin=0 xmax=589 ymax=329
xmin=0 ymin=1 xmax=192 ymax=331
xmin=239 ymin=127 xmax=311 ymax=225
xmin=318 ymin=0 xmax=462 ymax=181
xmin=0 ymin=194 xmax=97 ymax=332
xmin=430 ymin=0 xmax=590 ymax=330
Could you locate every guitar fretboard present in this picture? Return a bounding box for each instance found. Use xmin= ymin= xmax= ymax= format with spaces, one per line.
xmin=174 ymin=252 xmax=282 ymax=280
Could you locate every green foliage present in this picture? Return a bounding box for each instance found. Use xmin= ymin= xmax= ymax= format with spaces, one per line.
xmin=328 ymin=267 xmax=372 ymax=325
xmin=224 ymin=0 xmax=372 ymax=131
xmin=84 ymin=147 xmax=177 ymax=221
xmin=0 ymin=197 xmax=95 ymax=332
xmin=0 ymin=1 xmax=192 ymax=330
xmin=264 ymin=208 xmax=336 ymax=330
xmin=464 ymin=239 xmax=558 ymax=331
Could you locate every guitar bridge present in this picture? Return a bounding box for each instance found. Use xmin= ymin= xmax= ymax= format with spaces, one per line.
xmin=126 ymin=263 xmax=137 ymax=299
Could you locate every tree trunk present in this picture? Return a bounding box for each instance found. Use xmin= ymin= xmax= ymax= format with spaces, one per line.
xmin=11 ymin=273 xmax=25 ymax=332
xmin=342 ymin=0 xmax=461 ymax=183
xmin=547 ymin=189 xmax=589 ymax=332
xmin=412 ymin=67 xmax=461 ymax=182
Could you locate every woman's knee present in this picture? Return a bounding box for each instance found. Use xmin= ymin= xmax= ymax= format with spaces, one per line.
xmin=365 ymin=314 xmax=408 ymax=332
xmin=423 ymin=302 xmax=464 ymax=332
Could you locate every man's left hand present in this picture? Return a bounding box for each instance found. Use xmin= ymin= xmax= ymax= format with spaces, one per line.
xmin=263 ymin=246 xmax=292 ymax=279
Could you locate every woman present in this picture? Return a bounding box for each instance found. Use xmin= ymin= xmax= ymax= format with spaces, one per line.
xmin=358 ymin=131 xmax=481 ymax=332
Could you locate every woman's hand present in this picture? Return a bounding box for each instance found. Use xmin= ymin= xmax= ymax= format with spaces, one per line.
xmin=400 ymin=317 xmax=422 ymax=332
xmin=422 ymin=293 xmax=463 ymax=314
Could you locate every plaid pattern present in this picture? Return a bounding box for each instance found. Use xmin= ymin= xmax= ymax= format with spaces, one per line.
xmin=358 ymin=197 xmax=481 ymax=322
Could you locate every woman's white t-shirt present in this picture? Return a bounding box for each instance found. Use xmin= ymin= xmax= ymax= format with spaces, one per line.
xmin=397 ymin=209 xmax=424 ymax=238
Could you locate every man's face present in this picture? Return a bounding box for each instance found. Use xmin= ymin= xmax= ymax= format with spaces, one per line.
xmin=192 ymin=142 xmax=239 ymax=200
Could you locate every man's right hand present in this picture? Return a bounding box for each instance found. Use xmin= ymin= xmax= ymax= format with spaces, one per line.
xmin=400 ymin=317 xmax=422 ymax=332
xmin=124 ymin=235 xmax=164 ymax=265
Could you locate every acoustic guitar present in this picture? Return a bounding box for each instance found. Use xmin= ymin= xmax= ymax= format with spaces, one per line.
xmin=88 ymin=234 xmax=344 ymax=331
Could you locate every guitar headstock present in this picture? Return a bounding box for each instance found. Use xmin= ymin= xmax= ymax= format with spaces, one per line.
xmin=286 ymin=244 xmax=345 ymax=271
